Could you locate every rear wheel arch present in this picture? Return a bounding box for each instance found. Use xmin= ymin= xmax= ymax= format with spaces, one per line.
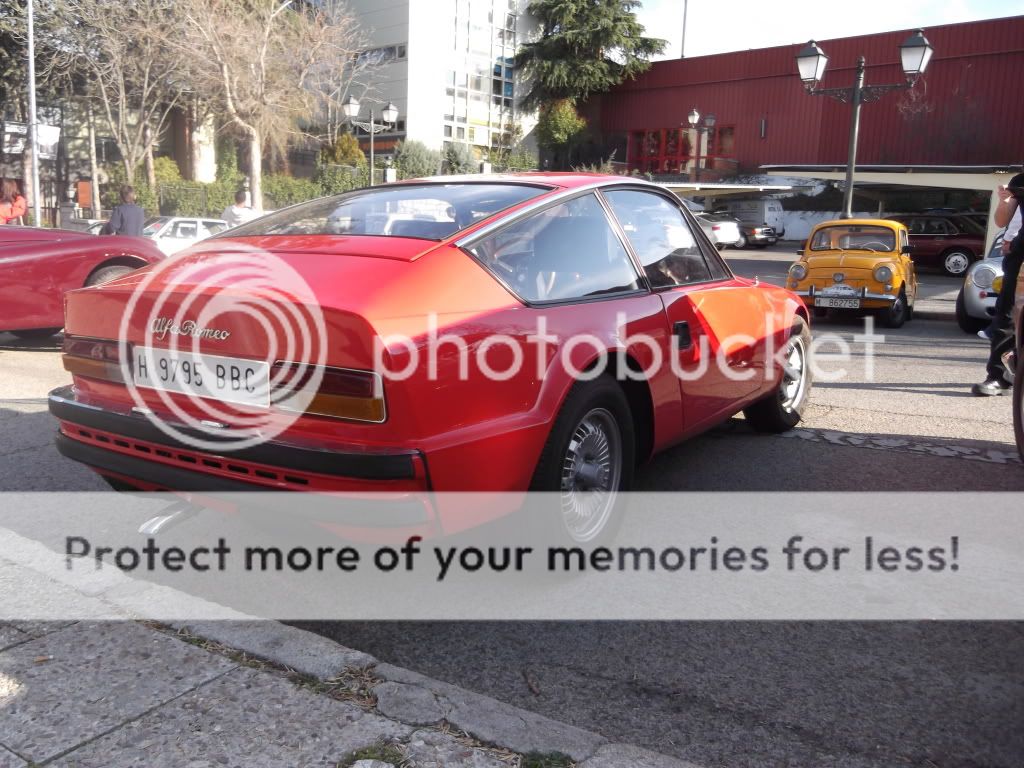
xmin=84 ymin=256 xmax=149 ymax=286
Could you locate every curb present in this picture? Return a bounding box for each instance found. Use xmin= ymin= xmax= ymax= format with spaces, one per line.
xmin=171 ymin=618 xmax=700 ymax=767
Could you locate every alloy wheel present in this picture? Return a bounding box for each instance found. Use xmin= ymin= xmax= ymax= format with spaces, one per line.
xmin=559 ymin=407 xmax=622 ymax=542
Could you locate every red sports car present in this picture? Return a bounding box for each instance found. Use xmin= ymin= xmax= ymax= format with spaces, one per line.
xmin=1 ymin=226 xmax=164 ymax=339
xmin=50 ymin=175 xmax=811 ymax=542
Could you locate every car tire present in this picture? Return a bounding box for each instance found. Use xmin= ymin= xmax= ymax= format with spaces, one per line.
xmin=743 ymin=317 xmax=812 ymax=433
xmin=941 ymin=249 xmax=973 ymax=277
xmin=879 ymin=289 xmax=909 ymax=328
xmin=529 ymin=375 xmax=635 ymax=544
xmin=1014 ymin=353 xmax=1024 ymax=463
xmin=955 ymin=290 xmax=987 ymax=334
xmin=10 ymin=327 xmax=62 ymax=341
xmin=85 ymin=264 xmax=134 ymax=287
xmin=736 ymin=232 xmax=748 ymax=249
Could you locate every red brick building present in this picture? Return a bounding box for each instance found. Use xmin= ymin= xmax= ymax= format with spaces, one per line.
xmin=582 ymin=15 xmax=1024 ymax=177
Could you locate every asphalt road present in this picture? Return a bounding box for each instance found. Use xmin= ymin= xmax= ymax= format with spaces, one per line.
xmin=1 ymin=251 xmax=1022 ymax=766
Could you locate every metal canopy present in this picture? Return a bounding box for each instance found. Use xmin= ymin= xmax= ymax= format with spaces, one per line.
xmin=761 ymin=164 xmax=1022 ymax=251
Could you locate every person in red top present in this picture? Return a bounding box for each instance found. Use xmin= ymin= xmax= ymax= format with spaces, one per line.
xmin=0 ymin=179 xmax=27 ymax=224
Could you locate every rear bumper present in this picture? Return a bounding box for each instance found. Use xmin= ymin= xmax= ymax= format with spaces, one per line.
xmin=48 ymin=385 xmax=429 ymax=492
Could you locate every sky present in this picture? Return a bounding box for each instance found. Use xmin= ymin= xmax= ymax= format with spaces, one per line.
xmin=634 ymin=0 xmax=1024 ymax=60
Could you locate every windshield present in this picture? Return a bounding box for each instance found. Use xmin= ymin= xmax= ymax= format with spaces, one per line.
xmin=221 ymin=183 xmax=551 ymax=240
xmin=810 ymin=225 xmax=896 ymax=252
xmin=142 ymin=216 xmax=170 ymax=236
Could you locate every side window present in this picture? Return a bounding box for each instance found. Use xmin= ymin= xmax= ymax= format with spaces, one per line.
xmin=467 ymin=193 xmax=640 ymax=303
xmin=603 ymin=189 xmax=713 ymax=287
xmin=204 ymin=221 xmax=227 ymax=235
xmin=171 ymin=221 xmax=198 ymax=239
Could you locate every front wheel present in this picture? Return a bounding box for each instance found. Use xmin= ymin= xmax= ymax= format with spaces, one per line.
xmin=878 ymin=290 xmax=909 ymax=329
xmin=736 ymin=232 xmax=748 ymax=249
xmin=530 ymin=376 xmax=635 ymax=544
xmin=743 ymin=317 xmax=812 ymax=432
xmin=942 ymin=250 xmax=973 ymax=277
xmin=955 ymin=290 xmax=986 ymax=334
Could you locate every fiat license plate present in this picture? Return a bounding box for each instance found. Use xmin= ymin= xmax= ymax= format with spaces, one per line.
xmin=133 ymin=346 xmax=271 ymax=408
xmin=816 ymin=297 xmax=860 ymax=309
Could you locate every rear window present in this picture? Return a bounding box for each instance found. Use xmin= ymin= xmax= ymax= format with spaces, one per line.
xmin=220 ymin=183 xmax=550 ymax=240
xmin=810 ymin=225 xmax=895 ymax=252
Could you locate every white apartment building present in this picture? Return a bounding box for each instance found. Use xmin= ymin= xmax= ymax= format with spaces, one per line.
xmin=345 ymin=0 xmax=538 ymax=158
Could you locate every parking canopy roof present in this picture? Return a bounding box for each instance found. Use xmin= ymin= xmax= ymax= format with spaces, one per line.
xmin=761 ymin=164 xmax=1022 ymax=250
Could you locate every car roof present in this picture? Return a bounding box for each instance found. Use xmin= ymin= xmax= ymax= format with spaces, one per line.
xmin=813 ymin=218 xmax=905 ymax=230
xmin=397 ymin=172 xmax=660 ymax=191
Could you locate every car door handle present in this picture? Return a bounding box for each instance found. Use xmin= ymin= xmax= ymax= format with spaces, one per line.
xmin=674 ymin=321 xmax=692 ymax=350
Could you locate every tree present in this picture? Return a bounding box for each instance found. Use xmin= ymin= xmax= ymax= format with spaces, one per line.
xmin=38 ymin=0 xmax=186 ymax=183
xmin=321 ymin=132 xmax=367 ymax=168
xmin=535 ymin=99 xmax=587 ymax=169
xmin=177 ymin=0 xmax=366 ymax=211
xmin=442 ymin=142 xmax=477 ymax=175
xmin=393 ymin=140 xmax=441 ymax=179
xmin=515 ymin=0 xmax=665 ymax=110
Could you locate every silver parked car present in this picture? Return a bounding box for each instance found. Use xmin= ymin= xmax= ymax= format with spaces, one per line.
xmin=693 ymin=212 xmax=742 ymax=249
xmin=956 ymin=231 xmax=1005 ymax=333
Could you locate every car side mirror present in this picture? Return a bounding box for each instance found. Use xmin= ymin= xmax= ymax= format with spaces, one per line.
xmin=901 ymin=244 xmax=913 ymax=254
xmin=796 ymin=249 xmax=804 ymax=256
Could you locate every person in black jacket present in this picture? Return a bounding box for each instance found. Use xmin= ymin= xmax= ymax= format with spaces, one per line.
xmin=102 ymin=186 xmax=145 ymax=237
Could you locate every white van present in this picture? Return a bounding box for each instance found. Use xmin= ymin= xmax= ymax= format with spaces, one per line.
xmin=716 ymin=199 xmax=786 ymax=238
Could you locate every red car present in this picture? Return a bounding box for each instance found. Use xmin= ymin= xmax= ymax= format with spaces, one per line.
xmin=50 ymin=175 xmax=811 ymax=542
xmin=1 ymin=226 xmax=164 ymax=339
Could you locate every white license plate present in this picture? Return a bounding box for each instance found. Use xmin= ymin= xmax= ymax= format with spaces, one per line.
xmin=816 ymin=297 xmax=861 ymax=309
xmin=133 ymin=347 xmax=271 ymax=408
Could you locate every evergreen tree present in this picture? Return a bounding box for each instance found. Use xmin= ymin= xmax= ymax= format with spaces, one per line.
xmin=515 ymin=0 xmax=665 ymax=111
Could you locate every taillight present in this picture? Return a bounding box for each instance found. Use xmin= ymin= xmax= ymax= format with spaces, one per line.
xmin=712 ymin=225 xmax=721 ymax=231
xmin=62 ymin=336 xmax=127 ymax=382
xmin=271 ymin=362 xmax=385 ymax=423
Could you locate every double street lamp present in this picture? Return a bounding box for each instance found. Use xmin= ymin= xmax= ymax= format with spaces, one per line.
xmin=686 ymin=107 xmax=716 ymax=182
xmin=341 ymin=96 xmax=399 ymax=186
xmin=796 ymin=29 xmax=934 ymax=218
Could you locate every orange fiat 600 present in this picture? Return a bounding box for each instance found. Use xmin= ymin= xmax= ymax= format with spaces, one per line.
xmin=50 ymin=174 xmax=812 ymax=542
xmin=788 ymin=218 xmax=917 ymax=328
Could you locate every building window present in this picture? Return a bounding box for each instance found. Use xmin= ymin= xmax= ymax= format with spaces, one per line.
xmin=444 ymin=125 xmax=453 ymax=138
xmin=457 ymin=127 xmax=465 ymax=139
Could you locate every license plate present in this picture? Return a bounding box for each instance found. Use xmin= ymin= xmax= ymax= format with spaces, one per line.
xmin=133 ymin=347 xmax=271 ymax=408
xmin=816 ymin=297 xmax=860 ymax=309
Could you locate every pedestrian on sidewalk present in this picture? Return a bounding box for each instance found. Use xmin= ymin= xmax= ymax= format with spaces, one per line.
xmin=0 ymin=178 xmax=28 ymax=224
xmin=101 ymin=186 xmax=145 ymax=237
xmin=978 ymin=205 xmax=1022 ymax=340
xmin=972 ymin=174 xmax=1024 ymax=396
xmin=222 ymin=190 xmax=257 ymax=229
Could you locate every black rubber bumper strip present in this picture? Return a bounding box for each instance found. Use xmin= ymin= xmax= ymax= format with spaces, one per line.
xmin=48 ymin=386 xmax=418 ymax=482
xmin=54 ymin=433 xmax=432 ymax=527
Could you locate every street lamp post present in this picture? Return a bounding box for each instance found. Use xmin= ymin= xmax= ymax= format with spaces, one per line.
xmin=341 ymin=96 xmax=399 ymax=186
xmin=686 ymin=108 xmax=716 ymax=182
xmin=796 ymin=29 xmax=934 ymax=219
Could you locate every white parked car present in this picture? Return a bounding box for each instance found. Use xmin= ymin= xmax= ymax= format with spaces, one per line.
xmin=694 ymin=212 xmax=742 ymax=249
xmin=142 ymin=216 xmax=228 ymax=255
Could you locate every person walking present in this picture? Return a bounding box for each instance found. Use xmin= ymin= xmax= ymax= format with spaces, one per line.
xmin=101 ymin=186 xmax=145 ymax=237
xmin=221 ymin=190 xmax=256 ymax=229
xmin=972 ymin=174 xmax=1024 ymax=396
xmin=0 ymin=179 xmax=28 ymax=225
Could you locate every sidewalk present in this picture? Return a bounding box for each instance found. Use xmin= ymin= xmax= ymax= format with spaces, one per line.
xmin=0 ymin=536 xmax=697 ymax=768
